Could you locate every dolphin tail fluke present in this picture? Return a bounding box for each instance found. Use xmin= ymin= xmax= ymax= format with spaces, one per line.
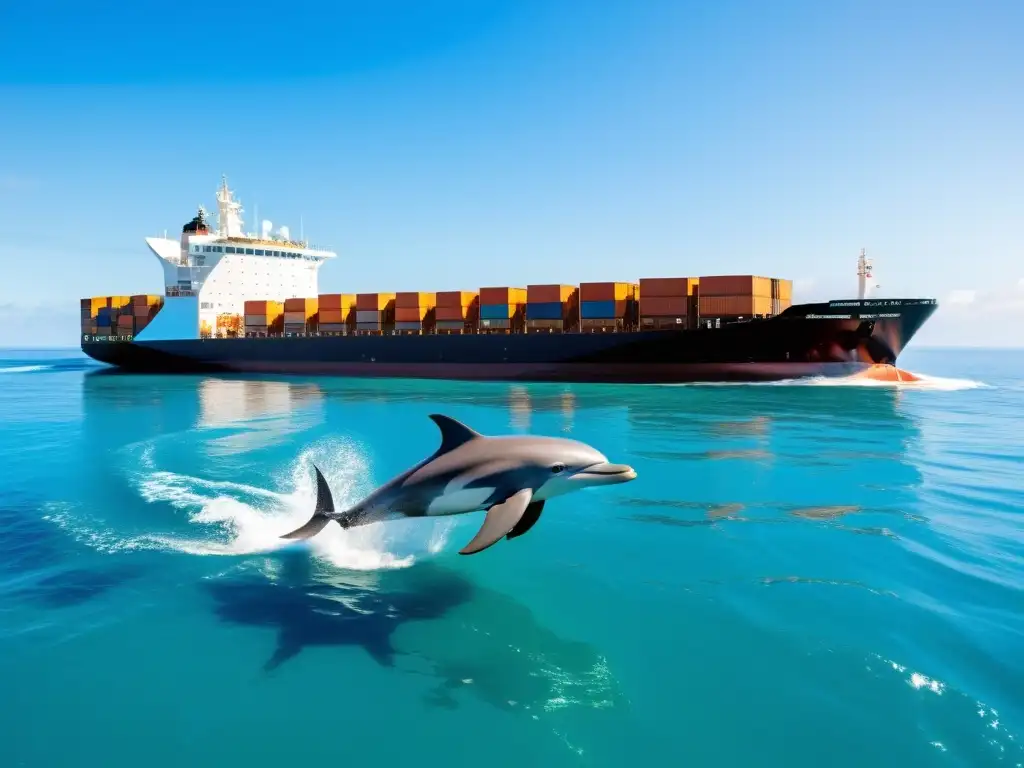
xmin=280 ymin=464 xmax=337 ymax=541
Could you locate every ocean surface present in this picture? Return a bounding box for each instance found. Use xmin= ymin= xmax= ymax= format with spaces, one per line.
xmin=0 ymin=346 xmax=1021 ymax=767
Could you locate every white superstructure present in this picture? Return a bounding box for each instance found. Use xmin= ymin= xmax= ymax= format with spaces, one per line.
xmin=141 ymin=176 xmax=336 ymax=337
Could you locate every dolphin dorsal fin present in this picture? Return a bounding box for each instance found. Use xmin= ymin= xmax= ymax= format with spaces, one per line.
xmin=428 ymin=413 xmax=482 ymax=454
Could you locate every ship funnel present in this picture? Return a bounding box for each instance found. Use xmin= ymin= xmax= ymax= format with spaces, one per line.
xmin=261 ymin=219 xmax=273 ymax=239
xmin=279 ymin=225 xmax=290 ymax=240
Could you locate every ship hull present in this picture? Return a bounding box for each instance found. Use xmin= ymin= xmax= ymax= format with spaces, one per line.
xmin=81 ymin=299 xmax=937 ymax=384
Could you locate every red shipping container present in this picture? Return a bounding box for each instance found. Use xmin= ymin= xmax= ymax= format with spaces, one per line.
xmin=437 ymin=291 xmax=477 ymax=308
xmin=356 ymin=293 xmax=396 ymax=311
xmin=698 ymin=275 xmax=772 ymax=297
xmin=436 ymin=306 xmax=467 ymax=321
xmin=319 ymin=309 xmax=349 ymax=325
xmin=527 ymin=284 xmax=576 ymax=304
xmin=639 ymin=277 xmax=696 ymax=298
xmin=396 ymin=292 xmax=436 ymax=308
xmin=318 ymin=294 xmax=356 ymax=311
xmin=579 ymin=282 xmax=635 ymax=302
xmin=479 ymin=287 xmax=526 ymax=305
xmin=396 ymin=306 xmax=431 ymax=322
xmin=640 ymin=296 xmax=688 ymax=316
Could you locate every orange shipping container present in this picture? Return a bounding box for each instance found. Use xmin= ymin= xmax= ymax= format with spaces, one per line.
xmin=639 ymin=277 xmax=697 ymax=298
xmin=579 ymin=282 xmax=636 ymax=302
xmin=479 ymin=287 xmax=527 ymax=305
xmin=527 ymin=284 xmax=576 ymax=304
xmin=318 ymin=293 xmax=357 ymax=311
xmin=319 ymin=309 xmax=351 ymax=325
xmin=776 ymin=279 xmax=793 ymax=301
xmin=436 ymin=291 xmax=477 ymax=308
xmin=698 ymin=275 xmax=771 ymax=297
xmin=640 ymin=296 xmax=689 ymax=316
xmin=699 ymin=295 xmax=773 ymax=317
xmin=396 ymin=292 xmax=436 ymax=309
xmin=396 ymin=306 xmax=433 ymax=322
xmin=131 ymin=294 xmax=162 ymax=306
xmin=356 ymin=292 xmax=396 ymax=311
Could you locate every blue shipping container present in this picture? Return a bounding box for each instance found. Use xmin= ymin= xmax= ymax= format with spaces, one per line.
xmin=480 ymin=303 xmax=514 ymax=320
xmin=525 ymin=302 xmax=564 ymax=320
xmin=95 ymin=315 xmax=114 ymax=327
xmin=580 ymin=300 xmax=618 ymax=319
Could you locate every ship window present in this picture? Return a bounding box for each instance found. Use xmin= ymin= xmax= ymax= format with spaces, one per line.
xmin=203 ymin=246 xmax=212 ymax=252
xmin=245 ymin=249 xmax=254 ymax=255
xmin=227 ymin=247 xmax=236 ymax=253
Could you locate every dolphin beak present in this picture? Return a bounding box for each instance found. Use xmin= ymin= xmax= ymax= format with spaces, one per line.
xmin=578 ymin=462 xmax=637 ymax=482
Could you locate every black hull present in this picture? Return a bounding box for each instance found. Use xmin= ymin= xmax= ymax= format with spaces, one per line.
xmin=80 ymin=299 xmax=937 ymax=384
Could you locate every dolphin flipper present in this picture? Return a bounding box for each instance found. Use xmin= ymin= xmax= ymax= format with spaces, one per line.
xmin=280 ymin=464 xmax=337 ymax=540
xmin=506 ymin=500 xmax=545 ymax=540
xmin=459 ymin=488 xmax=533 ymax=555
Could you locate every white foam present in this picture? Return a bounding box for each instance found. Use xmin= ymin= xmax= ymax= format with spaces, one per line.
xmin=46 ymin=440 xmax=458 ymax=571
xmin=671 ymin=370 xmax=987 ymax=391
xmin=0 ymin=365 xmax=48 ymax=374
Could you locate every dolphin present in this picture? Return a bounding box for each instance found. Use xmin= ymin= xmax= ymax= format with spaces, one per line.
xmin=280 ymin=413 xmax=637 ymax=555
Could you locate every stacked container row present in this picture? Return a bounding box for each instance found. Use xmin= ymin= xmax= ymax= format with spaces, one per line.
xmin=356 ymin=293 xmax=396 ymax=333
xmin=82 ymin=294 xmax=163 ymax=336
xmin=244 ymin=300 xmax=284 ymax=336
xmin=579 ymin=282 xmax=637 ymax=331
xmin=697 ymin=275 xmax=772 ymax=319
xmin=436 ymin=291 xmax=479 ymax=333
xmin=395 ymin=292 xmax=436 ymax=334
xmin=771 ymin=278 xmax=793 ymax=315
xmin=318 ymin=293 xmax=356 ymax=334
xmin=217 ymin=313 xmax=243 ymax=337
xmin=639 ymin=277 xmax=698 ymax=330
xmin=284 ymin=298 xmax=319 ymax=335
xmin=526 ymin=284 xmax=578 ymax=333
xmin=479 ymin=287 xmax=527 ymax=333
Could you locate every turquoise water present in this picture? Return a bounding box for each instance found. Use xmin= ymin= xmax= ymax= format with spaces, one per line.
xmin=1 ymin=347 xmax=1021 ymax=767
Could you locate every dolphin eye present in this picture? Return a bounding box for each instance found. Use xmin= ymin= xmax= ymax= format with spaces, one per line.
xmin=552 ymin=463 xmax=566 ymax=474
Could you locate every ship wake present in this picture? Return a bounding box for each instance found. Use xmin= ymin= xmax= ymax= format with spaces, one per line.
xmin=47 ymin=441 xmax=457 ymax=571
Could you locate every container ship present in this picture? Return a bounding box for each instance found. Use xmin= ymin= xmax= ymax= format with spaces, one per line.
xmin=80 ymin=178 xmax=937 ymax=383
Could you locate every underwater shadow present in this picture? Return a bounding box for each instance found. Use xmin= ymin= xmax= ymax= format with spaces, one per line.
xmin=202 ymin=554 xmax=475 ymax=673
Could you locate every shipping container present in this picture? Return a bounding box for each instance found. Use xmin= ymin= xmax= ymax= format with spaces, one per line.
xmin=639 ymin=316 xmax=687 ymax=330
xmin=356 ymin=293 xmax=396 ymax=311
xmin=395 ymin=321 xmax=429 ymax=332
xmin=355 ymin=321 xmax=384 ymax=332
xmin=436 ymin=305 xmax=471 ymax=321
xmin=579 ymin=282 xmax=636 ymax=302
xmin=698 ymin=275 xmax=772 ymax=297
xmin=581 ymin=299 xmax=630 ymax=319
xmin=317 ymin=323 xmax=349 ymax=334
xmin=639 ymin=277 xmax=698 ymax=297
xmin=525 ymin=302 xmax=565 ymax=320
xmin=639 ymin=296 xmax=688 ymax=317
xmin=436 ymin=290 xmax=478 ymax=307
xmin=480 ymin=318 xmax=511 ymax=329
xmin=479 ymin=287 xmax=527 ymax=306
xmin=131 ymin=294 xmax=163 ymax=306
xmin=480 ymin=303 xmax=521 ymax=320
xmin=526 ymin=319 xmax=565 ymax=332
xmin=134 ymin=318 xmax=149 ymax=333
xmin=244 ymin=314 xmax=269 ymax=326
xmin=318 ymin=308 xmax=352 ymax=325
xmin=284 ymin=323 xmax=308 ymax=335
xmin=698 ymin=295 xmax=773 ymax=317
xmin=284 ymin=297 xmax=319 ymax=318
xmin=244 ymin=300 xmax=284 ymax=316
xmin=318 ymin=293 xmax=357 ymax=312
xmin=435 ymin=320 xmax=467 ymax=331
xmin=356 ymin=309 xmax=389 ymax=324
xmin=527 ymin=284 xmax=576 ymax=304
xmin=396 ymin=306 xmax=435 ymax=322
xmin=396 ymin=292 xmax=436 ymax=309
xmin=581 ymin=318 xmax=625 ymax=331
xmin=775 ymin=278 xmax=793 ymax=302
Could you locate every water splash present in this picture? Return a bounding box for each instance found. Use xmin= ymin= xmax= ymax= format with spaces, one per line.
xmin=46 ymin=439 xmax=458 ymax=571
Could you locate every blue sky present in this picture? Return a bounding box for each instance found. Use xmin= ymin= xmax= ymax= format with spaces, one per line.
xmin=1 ymin=0 xmax=1021 ymax=347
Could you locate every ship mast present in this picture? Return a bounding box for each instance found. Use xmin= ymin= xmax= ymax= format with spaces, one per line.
xmin=857 ymin=248 xmax=873 ymax=300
